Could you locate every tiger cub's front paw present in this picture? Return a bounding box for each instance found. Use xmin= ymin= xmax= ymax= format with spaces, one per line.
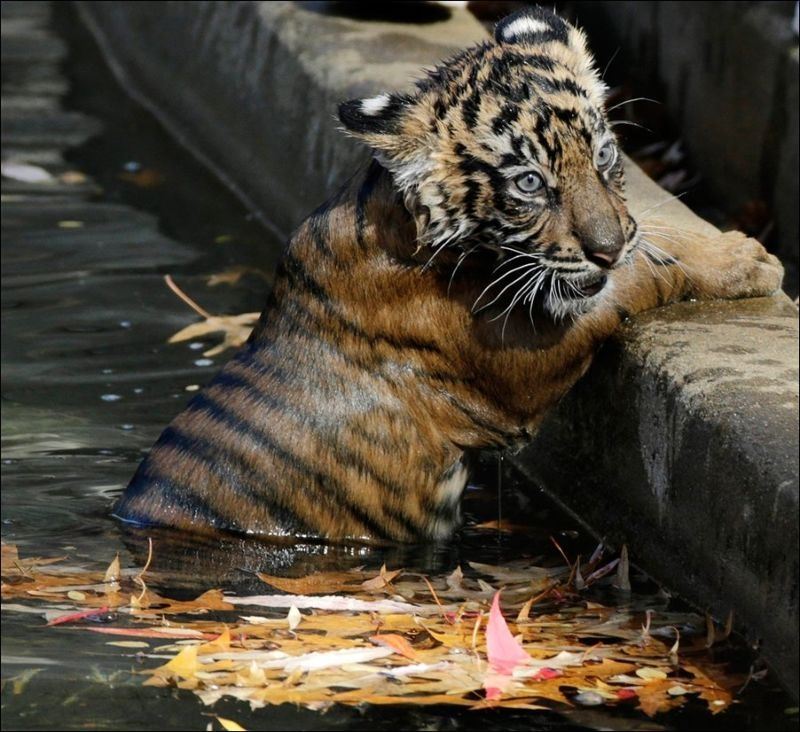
xmin=690 ymin=231 xmax=784 ymax=301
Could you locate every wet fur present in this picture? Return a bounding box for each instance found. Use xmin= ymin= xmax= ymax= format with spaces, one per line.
xmin=114 ymin=7 xmax=783 ymax=543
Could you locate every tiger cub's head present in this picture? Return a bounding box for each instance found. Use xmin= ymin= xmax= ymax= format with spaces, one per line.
xmin=339 ymin=6 xmax=638 ymax=319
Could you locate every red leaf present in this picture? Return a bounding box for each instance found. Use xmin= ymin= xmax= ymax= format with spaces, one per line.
xmin=617 ymin=688 xmax=638 ymax=700
xmin=531 ymin=667 xmax=560 ymax=680
xmin=47 ymin=606 xmax=110 ymax=626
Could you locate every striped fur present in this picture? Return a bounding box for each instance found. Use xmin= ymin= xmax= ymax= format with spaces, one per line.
xmin=113 ymin=8 xmax=783 ymax=543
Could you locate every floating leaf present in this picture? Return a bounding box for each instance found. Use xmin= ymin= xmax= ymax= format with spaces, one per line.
xmin=104 ymin=554 xmax=120 ymax=583
xmin=164 ymin=644 xmax=198 ymax=679
xmin=106 ymin=641 xmax=150 ymax=649
xmin=216 ymin=718 xmax=246 ymax=732
xmin=370 ymin=634 xmax=417 ymax=660
xmin=1 ymin=161 xmax=54 ymax=183
xmin=256 ymin=571 xmax=362 ymax=596
xmin=163 ymin=275 xmax=258 ymax=356
xmin=486 ymin=592 xmax=529 ymax=674
xmin=361 ymin=565 xmax=402 ymax=592
xmin=287 ymin=606 xmax=302 ymax=632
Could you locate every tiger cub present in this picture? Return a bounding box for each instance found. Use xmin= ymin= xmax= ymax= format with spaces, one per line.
xmin=113 ymin=7 xmax=783 ymax=543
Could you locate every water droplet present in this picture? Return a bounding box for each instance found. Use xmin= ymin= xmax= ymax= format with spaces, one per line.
xmin=185 ymin=384 xmax=200 ymax=392
xmin=188 ymin=342 xmax=205 ymax=351
xmin=123 ymin=160 xmax=141 ymax=172
xmin=133 ymin=388 xmax=144 ymax=394
xmin=119 ymin=320 xmax=132 ymax=329
xmin=101 ymin=394 xmax=122 ymax=402
xmin=101 ymin=368 xmax=114 ymax=375
xmin=119 ymin=424 xmax=135 ymax=431
xmin=193 ymin=358 xmax=213 ymax=367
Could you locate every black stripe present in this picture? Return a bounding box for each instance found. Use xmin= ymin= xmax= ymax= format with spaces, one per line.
xmin=187 ymin=390 xmax=421 ymax=540
xmin=209 ymin=368 xmax=425 ymax=506
xmin=116 ymin=461 xmax=230 ymax=530
xmin=157 ymin=425 xmax=314 ymax=536
xmin=307 ymin=205 xmax=333 ymax=256
xmin=355 ymin=160 xmax=383 ymax=250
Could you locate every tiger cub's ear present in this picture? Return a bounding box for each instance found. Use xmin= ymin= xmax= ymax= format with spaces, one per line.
xmin=494 ymin=6 xmax=570 ymax=45
xmin=338 ymin=92 xmax=432 ymax=192
xmin=494 ymin=7 xmax=606 ymax=107
xmin=338 ymin=93 xmax=413 ymax=137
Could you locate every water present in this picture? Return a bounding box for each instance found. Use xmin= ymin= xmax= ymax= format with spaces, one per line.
xmin=1 ymin=3 xmax=797 ymax=730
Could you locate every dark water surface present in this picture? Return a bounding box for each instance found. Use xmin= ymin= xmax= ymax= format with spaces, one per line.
xmin=1 ymin=3 xmax=796 ymax=730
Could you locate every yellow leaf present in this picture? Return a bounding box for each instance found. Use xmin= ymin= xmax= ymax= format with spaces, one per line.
xmin=106 ymin=641 xmax=150 ymax=648
xmin=216 ymin=717 xmax=247 ymax=731
xmin=635 ymin=667 xmax=668 ymax=681
xmin=164 ymin=644 xmax=198 ymax=679
xmin=198 ymin=626 xmax=231 ymax=655
xmin=104 ymin=553 xmax=120 ymax=584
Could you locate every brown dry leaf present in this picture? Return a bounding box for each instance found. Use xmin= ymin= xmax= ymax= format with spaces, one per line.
xmin=370 ymin=634 xmax=417 ymax=660
xmin=168 ymin=313 xmax=259 ymax=357
xmin=104 ymin=554 xmax=121 ymax=584
xmin=256 ymin=571 xmax=362 ymax=596
xmin=636 ymin=678 xmax=686 ymax=717
xmin=471 ymin=519 xmax=537 ymax=534
xmin=1 ymin=543 xmax=66 ymax=576
xmin=163 ymin=274 xmax=258 ymax=356
xmin=118 ymin=168 xmax=165 ymax=188
xmin=132 ymin=588 xmax=234 ymax=616
xmin=682 ymin=662 xmax=739 ymax=714
xmin=207 ymin=266 xmax=270 ymax=287
xmin=361 ymin=565 xmax=402 ymax=592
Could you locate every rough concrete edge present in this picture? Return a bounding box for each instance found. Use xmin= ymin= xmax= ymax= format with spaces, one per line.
xmin=71 ymin=0 xmax=799 ymax=698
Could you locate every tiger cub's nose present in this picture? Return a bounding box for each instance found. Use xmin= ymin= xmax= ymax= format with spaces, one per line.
xmin=581 ymin=218 xmax=626 ymax=268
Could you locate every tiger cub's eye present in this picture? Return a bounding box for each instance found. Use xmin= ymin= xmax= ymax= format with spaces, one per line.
xmin=596 ymin=141 xmax=617 ymax=170
xmin=515 ymin=171 xmax=544 ymax=194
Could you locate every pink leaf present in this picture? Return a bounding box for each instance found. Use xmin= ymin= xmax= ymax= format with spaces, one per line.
xmin=486 ymin=591 xmax=529 ymax=674
xmin=483 ymin=672 xmax=512 ymax=700
xmin=532 ymin=667 xmax=560 ymax=680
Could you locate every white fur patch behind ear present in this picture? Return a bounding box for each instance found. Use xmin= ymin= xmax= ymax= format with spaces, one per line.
xmin=500 ymin=15 xmax=549 ymax=41
xmin=361 ymin=94 xmax=392 ymax=116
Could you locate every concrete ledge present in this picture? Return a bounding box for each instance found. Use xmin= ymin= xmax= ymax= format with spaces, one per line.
xmin=75 ymin=0 xmax=799 ymax=696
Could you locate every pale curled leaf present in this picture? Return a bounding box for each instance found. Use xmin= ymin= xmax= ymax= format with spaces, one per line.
xmin=225 ymin=593 xmax=422 ymax=614
xmin=104 ymin=553 xmax=121 ymax=585
xmin=168 ymin=313 xmax=259 ymax=356
xmin=287 ymin=605 xmax=302 ymax=631
xmin=1 ymin=161 xmax=55 ymax=183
